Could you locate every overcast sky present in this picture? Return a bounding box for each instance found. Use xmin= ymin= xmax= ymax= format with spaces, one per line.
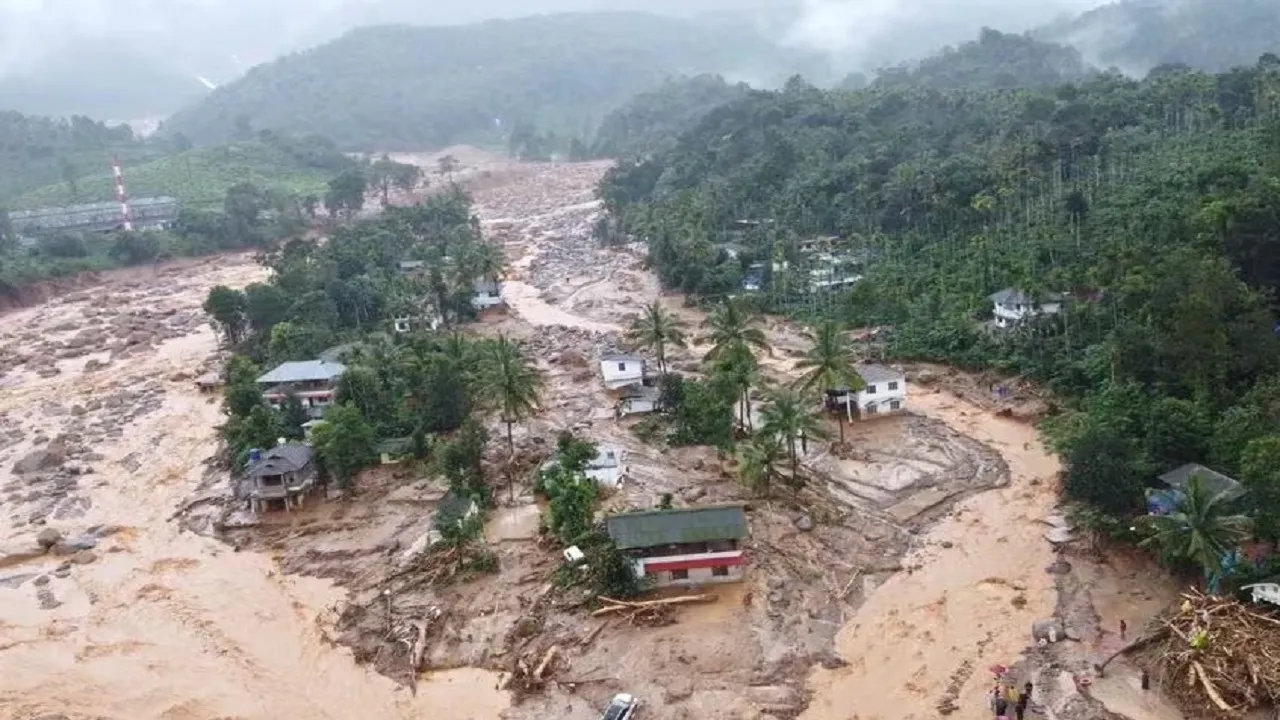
xmin=0 ymin=0 xmax=1110 ymax=82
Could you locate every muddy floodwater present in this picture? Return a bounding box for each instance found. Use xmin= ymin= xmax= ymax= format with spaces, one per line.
xmin=0 ymin=258 xmax=509 ymax=720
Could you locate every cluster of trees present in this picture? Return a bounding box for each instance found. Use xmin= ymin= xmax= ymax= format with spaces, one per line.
xmin=0 ymin=110 xmax=158 ymax=203
xmin=591 ymin=75 xmax=752 ymax=159
xmin=868 ymin=28 xmax=1091 ymax=91
xmin=598 ymin=56 xmax=1280 ymax=582
xmin=160 ymin=12 xmax=811 ymax=151
xmin=204 ymin=190 xmax=545 ymax=492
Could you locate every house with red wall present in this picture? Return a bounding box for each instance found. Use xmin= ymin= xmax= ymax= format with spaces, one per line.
xmin=605 ymin=504 xmax=749 ymax=588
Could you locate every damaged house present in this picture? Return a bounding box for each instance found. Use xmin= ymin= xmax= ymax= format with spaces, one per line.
xmin=605 ymin=504 xmax=749 ymax=589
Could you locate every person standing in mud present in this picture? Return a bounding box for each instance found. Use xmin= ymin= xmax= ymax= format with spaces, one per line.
xmin=994 ymin=693 xmax=1009 ymax=720
xmin=1015 ymin=682 xmax=1031 ymax=720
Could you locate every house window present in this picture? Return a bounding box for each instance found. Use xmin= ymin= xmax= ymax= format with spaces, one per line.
xmin=888 ymin=381 xmax=899 ymax=391
xmin=712 ymin=565 xmax=729 ymax=577
xmin=890 ymin=400 xmax=901 ymax=410
xmin=865 ymin=403 xmax=878 ymax=415
xmin=865 ymin=385 xmax=877 ymax=394
xmin=671 ymin=569 xmax=689 ymax=581
xmin=618 ymin=362 xmax=627 ymax=371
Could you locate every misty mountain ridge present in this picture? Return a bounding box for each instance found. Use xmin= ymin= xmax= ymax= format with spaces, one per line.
xmin=158 ymin=12 xmax=827 ymax=150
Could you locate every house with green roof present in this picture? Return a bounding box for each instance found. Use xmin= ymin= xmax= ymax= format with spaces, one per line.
xmin=605 ymin=504 xmax=749 ymax=588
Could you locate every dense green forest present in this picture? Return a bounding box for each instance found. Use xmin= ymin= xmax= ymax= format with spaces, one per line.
xmin=591 ymin=75 xmax=752 ymax=158
xmin=160 ymin=12 xmax=819 ymax=151
xmin=0 ymin=112 xmax=164 ymax=203
xmin=1038 ymin=0 xmax=1280 ymax=74
xmin=598 ymin=58 xmax=1280 ymax=578
xmin=869 ymin=29 xmax=1092 ymax=91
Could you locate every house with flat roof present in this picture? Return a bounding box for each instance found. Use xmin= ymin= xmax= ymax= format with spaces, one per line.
xmin=825 ymin=364 xmax=908 ymax=420
xmin=256 ymin=359 xmax=346 ymax=418
xmin=605 ymin=504 xmax=749 ymax=589
xmin=600 ymin=354 xmax=646 ymax=390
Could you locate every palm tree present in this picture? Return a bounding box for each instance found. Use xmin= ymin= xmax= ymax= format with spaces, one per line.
xmin=703 ymin=297 xmax=771 ymax=361
xmin=738 ymin=434 xmax=785 ymax=497
xmin=1140 ymin=473 xmax=1252 ymax=581
xmin=627 ymin=300 xmax=686 ymax=375
xmin=761 ymin=387 xmax=829 ymax=482
xmin=711 ymin=342 xmax=761 ymax=431
xmin=480 ymin=334 xmax=545 ymax=501
xmin=795 ymin=320 xmax=862 ymax=443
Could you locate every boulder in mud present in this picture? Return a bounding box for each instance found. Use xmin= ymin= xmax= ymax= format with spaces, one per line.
xmin=70 ymin=550 xmax=98 ymax=565
xmin=35 ymin=528 xmax=62 ymax=550
xmin=794 ymin=514 xmax=814 ymax=532
xmin=744 ymin=685 xmax=800 ymax=710
xmin=1032 ymin=618 xmax=1065 ymax=643
xmin=12 ymin=445 xmax=66 ymax=475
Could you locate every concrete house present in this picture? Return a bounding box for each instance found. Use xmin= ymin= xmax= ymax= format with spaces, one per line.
xmin=243 ymin=442 xmax=317 ymax=512
xmin=989 ymin=289 xmax=1064 ymax=329
xmin=601 ymin=354 xmax=646 ymax=390
xmin=541 ymin=444 xmax=629 ymax=488
xmin=617 ymin=385 xmax=660 ymax=417
xmin=257 ymin=359 xmax=347 ymax=418
xmin=606 ymin=504 xmax=749 ymax=589
xmin=826 ymin=364 xmax=908 ymax=420
xmin=472 ymin=277 xmax=503 ymax=310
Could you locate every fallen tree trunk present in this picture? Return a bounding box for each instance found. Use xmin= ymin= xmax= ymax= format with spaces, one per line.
xmin=591 ymin=594 xmax=714 ymax=616
xmin=1193 ymin=661 xmax=1234 ymax=713
xmin=1095 ymin=627 xmax=1170 ymax=676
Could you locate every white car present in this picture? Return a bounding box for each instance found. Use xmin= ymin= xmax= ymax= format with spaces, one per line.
xmin=600 ymin=692 xmax=639 ymax=720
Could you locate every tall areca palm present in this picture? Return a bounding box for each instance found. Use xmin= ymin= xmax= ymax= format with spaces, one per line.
xmin=703 ymin=297 xmax=771 ymax=361
xmin=795 ymin=320 xmax=861 ymax=443
xmin=1140 ymin=473 xmax=1252 ymax=581
xmin=761 ymin=387 xmax=829 ymax=482
xmin=738 ymin=434 xmax=785 ymax=498
xmin=480 ymin=334 xmax=544 ymax=500
xmin=627 ymin=300 xmax=686 ymax=375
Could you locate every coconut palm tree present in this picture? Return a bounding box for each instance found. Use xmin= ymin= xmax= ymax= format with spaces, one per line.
xmin=761 ymin=387 xmax=829 ymax=482
xmin=703 ymin=297 xmax=771 ymax=362
xmin=479 ymin=334 xmax=544 ymax=500
xmin=738 ymin=434 xmax=785 ymax=497
xmin=711 ymin=341 xmax=761 ymax=431
xmin=627 ymin=300 xmax=687 ymax=375
xmin=795 ymin=320 xmax=861 ymax=443
xmin=1140 ymin=472 xmax=1252 ymax=581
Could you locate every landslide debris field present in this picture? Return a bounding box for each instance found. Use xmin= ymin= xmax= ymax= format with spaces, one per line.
xmin=0 ymin=149 xmax=1080 ymax=720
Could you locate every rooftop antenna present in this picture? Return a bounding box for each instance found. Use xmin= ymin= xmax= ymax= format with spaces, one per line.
xmin=111 ymin=156 xmax=134 ymax=232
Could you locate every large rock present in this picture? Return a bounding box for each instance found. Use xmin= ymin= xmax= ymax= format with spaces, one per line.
xmin=35 ymin=528 xmax=63 ymax=550
xmin=745 ymin=685 xmax=800 ymax=709
xmin=12 ymin=445 xmax=67 ymax=475
xmin=1032 ymin=618 xmax=1066 ymax=643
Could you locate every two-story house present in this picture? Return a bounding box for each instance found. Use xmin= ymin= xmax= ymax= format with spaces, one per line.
xmin=826 ymin=364 xmax=908 ymax=420
xmin=256 ymin=359 xmax=347 ymax=418
xmin=989 ymin=288 xmax=1064 ymax=329
xmin=605 ymin=504 xmax=749 ymax=589
xmin=472 ymin=277 xmax=503 ymax=310
xmin=242 ymin=442 xmax=317 ymax=512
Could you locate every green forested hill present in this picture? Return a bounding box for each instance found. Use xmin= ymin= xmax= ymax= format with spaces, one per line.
xmin=161 ymin=12 xmax=814 ymax=151
xmin=591 ymin=75 xmax=753 ymax=158
xmin=7 ymin=134 xmax=352 ymax=210
xmin=597 ymin=59 xmax=1280 ymax=531
xmin=871 ymin=28 xmax=1092 ymax=90
xmin=1038 ymin=0 xmax=1280 ymax=74
xmin=0 ymin=112 xmax=165 ymax=204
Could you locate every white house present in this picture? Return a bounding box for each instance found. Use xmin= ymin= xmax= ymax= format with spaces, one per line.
xmin=600 ymin=354 xmax=646 ymax=390
xmin=989 ymin=288 xmax=1064 ymax=329
xmin=617 ymin=385 xmax=660 ymax=417
xmin=826 ymin=364 xmax=907 ymax=420
xmin=541 ymin=444 xmax=628 ymax=488
xmin=472 ymin=277 xmax=503 ymax=309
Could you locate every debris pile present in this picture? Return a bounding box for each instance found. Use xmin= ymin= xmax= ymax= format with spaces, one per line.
xmin=591 ymin=594 xmax=714 ymax=627
xmin=1148 ymin=589 xmax=1280 ymax=718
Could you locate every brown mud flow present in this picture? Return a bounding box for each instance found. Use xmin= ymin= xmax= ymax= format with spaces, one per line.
xmin=0 ymin=149 xmax=1175 ymax=720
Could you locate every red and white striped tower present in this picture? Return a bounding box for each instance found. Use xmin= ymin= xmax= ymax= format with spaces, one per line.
xmin=111 ymin=156 xmax=134 ymax=231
